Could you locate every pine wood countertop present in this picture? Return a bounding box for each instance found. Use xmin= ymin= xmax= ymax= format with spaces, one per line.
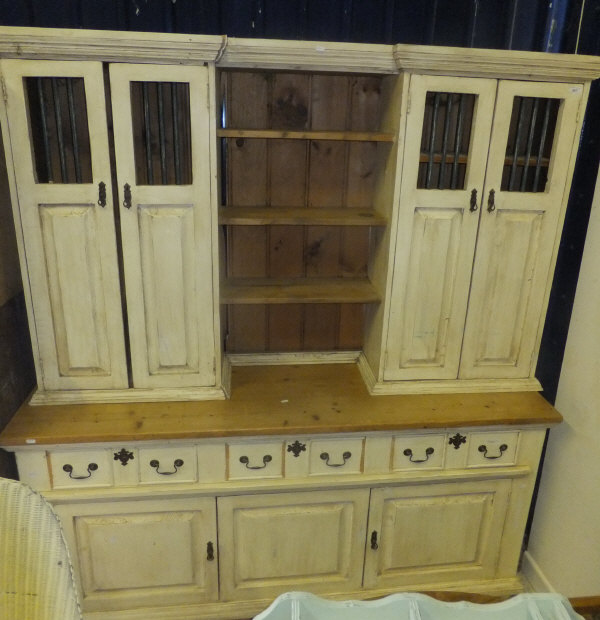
xmin=0 ymin=365 xmax=562 ymax=446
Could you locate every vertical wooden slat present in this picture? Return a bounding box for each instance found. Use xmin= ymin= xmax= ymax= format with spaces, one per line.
xmin=36 ymin=78 xmax=53 ymax=183
xmin=157 ymin=82 xmax=168 ymax=184
xmin=426 ymin=93 xmax=441 ymax=188
xmin=508 ymin=97 xmax=527 ymax=191
xmin=51 ymin=78 xmax=68 ymax=183
xmin=533 ymin=98 xmax=552 ymax=192
xmin=521 ymin=98 xmax=539 ymax=191
xmin=142 ymin=82 xmax=154 ymax=184
xmin=66 ymin=79 xmax=82 ymax=183
xmin=451 ymin=94 xmax=466 ymax=189
xmin=438 ymin=93 xmax=453 ymax=189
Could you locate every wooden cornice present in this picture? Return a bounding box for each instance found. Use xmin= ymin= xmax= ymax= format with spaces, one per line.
xmin=0 ymin=26 xmax=225 ymax=64
xmin=219 ymin=37 xmax=396 ymax=73
xmin=394 ymin=44 xmax=600 ymax=82
xmin=0 ymin=26 xmax=598 ymax=80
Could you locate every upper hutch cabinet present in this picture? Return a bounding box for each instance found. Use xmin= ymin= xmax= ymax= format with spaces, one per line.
xmin=1 ymin=30 xmax=599 ymax=403
xmin=381 ymin=71 xmax=586 ymax=392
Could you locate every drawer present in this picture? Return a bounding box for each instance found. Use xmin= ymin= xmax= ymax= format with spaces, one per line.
xmin=392 ymin=434 xmax=446 ymax=471
xmin=138 ymin=446 xmax=198 ymax=484
xmin=228 ymin=441 xmax=283 ymax=480
xmin=49 ymin=449 xmax=113 ymax=489
xmin=309 ymin=438 xmax=363 ymax=476
xmin=467 ymin=431 xmax=520 ymax=467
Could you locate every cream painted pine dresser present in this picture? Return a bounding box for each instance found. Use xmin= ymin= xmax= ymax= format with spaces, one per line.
xmin=0 ymin=27 xmax=598 ymax=619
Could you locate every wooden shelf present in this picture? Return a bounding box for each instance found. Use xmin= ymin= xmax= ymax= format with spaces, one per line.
xmin=221 ymin=278 xmax=380 ymax=304
xmin=217 ymin=128 xmax=395 ymax=142
xmin=219 ymin=207 xmax=387 ymax=226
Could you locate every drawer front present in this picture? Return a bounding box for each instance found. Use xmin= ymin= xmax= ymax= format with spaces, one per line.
xmin=309 ymin=438 xmax=364 ymax=476
xmin=227 ymin=441 xmax=283 ymax=480
xmin=138 ymin=446 xmax=198 ymax=484
xmin=467 ymin=431 xmax=520 ymax=467
xmin=392 ymin=434 xmax=446 ymax=471
xmin=49 ymin=450 xmax=113 ymax=489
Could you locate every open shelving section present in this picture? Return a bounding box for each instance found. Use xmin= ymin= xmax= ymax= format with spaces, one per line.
xmin=218 ymin=69 xmax=402 ymax=355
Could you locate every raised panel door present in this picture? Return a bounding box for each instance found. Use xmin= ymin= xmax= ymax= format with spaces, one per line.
xmin=384 ymin=75 xmax=496 ymax=380
xmin=363 ymin=479 xmax=511 ymax=589
xmin=0 ymin=59 xmax=127 ymax=390
xmin=460 ymin=81 xmax=584 ymax=379
xmin=218 ymin=488 xmax=370 ymax=601
xmin=109 ymin=64 xmax=218 ymax=389
xmin=55 ymin=496 xmax=218 ymax=612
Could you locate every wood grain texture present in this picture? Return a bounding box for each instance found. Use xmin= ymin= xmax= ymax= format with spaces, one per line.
xmin=221 ymin=278 xmax=380 ymax=304
xmin=0 ymin=364 xmax=561 ymax=446
xmin=219 ymin=207 xmax=386 ymax=226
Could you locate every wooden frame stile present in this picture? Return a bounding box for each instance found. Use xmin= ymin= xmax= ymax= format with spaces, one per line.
xmin=0 ymin=66 xmax=44 ymax=387
xmin=359 ymin=71 xmax=410 ymax=388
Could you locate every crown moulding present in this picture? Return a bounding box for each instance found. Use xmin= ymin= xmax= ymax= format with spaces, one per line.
xmin=0 ymin=27 xmax=599 ymax=82
xmin=393 ymin=44 xmax=600 ymax=82
xmin=0 ymin=27 xmax=226 ymax=64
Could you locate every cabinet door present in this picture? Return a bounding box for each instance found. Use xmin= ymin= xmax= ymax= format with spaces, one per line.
xmin=0 ymin=59 xmax=127 ymax=390
xmin=384 ymin=75 xmax=496 ymax=380
xmin=363 ymin=479 xmax=511 ymax=589
xmin=460 ymin=81 xmax=584 ymax=379
xmin=218 ymin=488 xmax=369 ymax=601
xmin=55 ymin=496 xmax=218 ymax=612
xmin=109 ymin=64 xmax=217 ymax=389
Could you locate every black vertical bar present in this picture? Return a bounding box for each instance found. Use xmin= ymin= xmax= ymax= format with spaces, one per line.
xmin=426 ymin=93 xmax=441 ymax=189
xmin=451 ymin=94 xmax=466 ymax=189
xmin=51 ymin=78 xmax=68 ymax=183
xmin=438 ymin=94 xmax=453 ymax=189
xmin=142 ymin=81 xmax=154 ymax=184
xmin=520 ymin=98 xmax=540 ymax=192
xmin=533 ymin=98 xmax=552 ymax=192
xmin=36 ymin=78 xmax=53 ymax=183
xmin=66 ymin=79 xmax=82 ymax=183
xmin=157 ymin=82 xmax=167 ymax=184
xmin=172 ymin=84 xmax=181 ymax=185
xmin=509 ymin=97 xmax=527 ymax=191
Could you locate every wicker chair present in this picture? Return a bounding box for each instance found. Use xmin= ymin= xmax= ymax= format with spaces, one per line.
xmin=0 ymin=477 xmax=82 ymax=620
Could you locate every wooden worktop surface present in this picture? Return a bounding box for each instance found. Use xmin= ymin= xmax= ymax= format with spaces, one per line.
xmin=0 ymin=364 xmax=562 ymax=446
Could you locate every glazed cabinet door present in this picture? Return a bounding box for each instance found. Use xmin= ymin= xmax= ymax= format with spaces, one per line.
xmin=363 ymin=479 xmax=511 ymax=589
xmin=460 ymin=81 xmax=584 ymax=379
xmin=0 ymin=59 xmax=127 ymax=391
xmin=109 ymin=64 xmax=218 ymax=389
xmin=217 ymin=488 xmax=370 ymax=601
xmin=384 ymin=75 xmax=496 ymax=380
xmin=55 ymin=496 xmax=218 ymax=612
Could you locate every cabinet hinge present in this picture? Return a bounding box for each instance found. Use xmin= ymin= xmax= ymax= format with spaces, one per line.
xmin=0 ymin=76 xmax=7 ymax=104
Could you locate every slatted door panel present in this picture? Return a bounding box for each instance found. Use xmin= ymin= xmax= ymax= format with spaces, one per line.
xmin=109 ymin=64 xmax=217 ymax=389
xmin=0 ymin=59 xmax=127 ymax=391
xmin=222 ymin=71 xmax=383 ymax=353
xmin=384 ymin=75 xmax=496 ymax=380
xmin=460 ymin=81 xmax=584 ymax=379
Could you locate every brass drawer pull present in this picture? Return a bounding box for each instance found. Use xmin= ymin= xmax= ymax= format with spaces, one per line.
xmin=478 ymin=444 xmax=508 ymax=459
xmin=469 ymin=188 xmax=478 ymax=212
xmin=239 ymin=454 xmax=272 ymax=470
xmin=403 ymin=447 xmax=434 ymax=463
xmin=320 ymin=451 xmax=352 ymax=467
xmin=149 ymin=458 xmax=184 ymax=475
xmin=207 ymin=541 xmax=215 ymax=561
xmin=370 ymin=531 xmax=379 ymax=550
xmin=487 ymin=188 xmax=496 ymax=212
xmin=63 ymin=463 xmax=98 ymax=479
